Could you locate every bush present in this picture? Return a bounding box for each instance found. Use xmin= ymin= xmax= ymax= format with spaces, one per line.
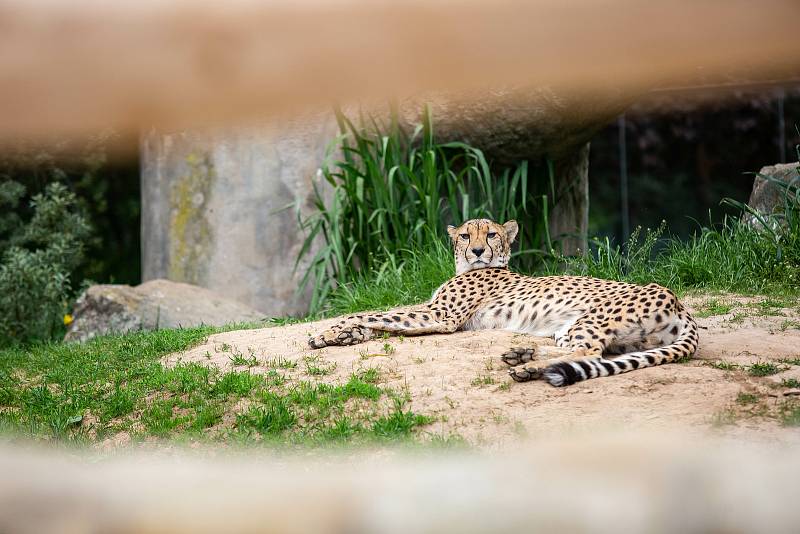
xmin=0 ymin=134 xmax=140 ymax=285
xmin=0 ymin=181 xmax=91 ymax=344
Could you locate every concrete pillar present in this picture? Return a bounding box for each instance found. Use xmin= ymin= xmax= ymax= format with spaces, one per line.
xmin=140 ymin=113 xmax=338 ymax=316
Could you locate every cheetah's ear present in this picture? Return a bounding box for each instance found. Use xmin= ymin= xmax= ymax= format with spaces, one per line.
xmin=503 ymin=220 xmax=519 ymax=243
xmin=446 ymin=225 xmax=457 ymax=240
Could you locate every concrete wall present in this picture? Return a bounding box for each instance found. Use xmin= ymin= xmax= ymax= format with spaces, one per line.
xmin=141 ymin=113 xmax=338 ymax=316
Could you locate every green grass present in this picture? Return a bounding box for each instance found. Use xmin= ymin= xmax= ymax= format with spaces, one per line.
xmin=748 ymin=362 xmax=785 ymax=377
xmin=780 ymin=403 xmax=800 ymax=426
xmin=695 ymin=300 xmax=734 ymax=318
xmin=551 ymin=216 xmax=800 ymax=297
xmin=265 ymin=356 xmax=298 ymax=370
xmin=0 ymin=327 xmax=433 ymax=446
xmin=736 ymin=392 xmax=760 ymax=405
xmin=710 ymin=408 xmax=738 ymax=427
xmin=302 ymin=355 xmax=337 ymax=376
xmin=778 ymin=321 xmax=800 ymax=332
xmin=470 ymin=375 xmax=496 ymax=388
xmin=705 ymin=361 xmax=740 ymax=371
xmin=780 ymin=378 xmax=800 ymax=388
xmin=229 ymin=352 xmax=259 ymax=367
xmin=322 ymin=238 xmax=454 ymax=317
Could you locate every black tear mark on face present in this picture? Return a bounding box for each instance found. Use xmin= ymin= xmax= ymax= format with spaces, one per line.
xmin=485 ymin=239 xmax=495 ymax=264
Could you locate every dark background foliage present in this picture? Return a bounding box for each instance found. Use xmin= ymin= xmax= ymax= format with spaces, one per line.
xmin=0 ymin=133 xmax=140 ymax=287
xmin=589 ymin=86 xmax=800 ymax=240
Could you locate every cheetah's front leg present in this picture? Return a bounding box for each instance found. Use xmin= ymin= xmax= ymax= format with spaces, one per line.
xmin=307 ymin=307 xmax=461 ymax=349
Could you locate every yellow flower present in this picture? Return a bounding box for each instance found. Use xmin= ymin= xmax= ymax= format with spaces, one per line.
xmin=63 ymin=314 xmax=73 ymax=326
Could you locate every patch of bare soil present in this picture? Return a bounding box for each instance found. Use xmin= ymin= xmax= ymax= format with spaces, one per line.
xmin=167 ymin=295 xmax=800 ymax=447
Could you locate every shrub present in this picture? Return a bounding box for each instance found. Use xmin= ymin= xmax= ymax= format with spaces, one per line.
xmin=0 ymin=134 xmax=140 ymax=285
xmin=0 ymin=182 xmax=91 ymax=344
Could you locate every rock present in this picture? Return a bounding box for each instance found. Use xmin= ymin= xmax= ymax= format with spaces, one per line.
xmin=743 ymin=162 xmax=800 ymax=229
xmin=64 ymin=279 xmax=265 ymax=342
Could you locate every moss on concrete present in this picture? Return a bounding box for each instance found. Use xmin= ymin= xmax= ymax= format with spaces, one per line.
xmin=168 ymin=152 xmax=214 ymax=283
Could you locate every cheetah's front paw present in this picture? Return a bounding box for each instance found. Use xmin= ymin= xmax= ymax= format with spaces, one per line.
xmin=508 ymin=362 xmax=546 ymax=382
xmin=500 ymin=347 xmax=536 ymax=366
xmin=308 ymin=325 xmax=373 ymax=348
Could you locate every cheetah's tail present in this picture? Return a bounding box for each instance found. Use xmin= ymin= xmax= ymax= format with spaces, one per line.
xmin=542 ymin=314 xmax=699 ymax=387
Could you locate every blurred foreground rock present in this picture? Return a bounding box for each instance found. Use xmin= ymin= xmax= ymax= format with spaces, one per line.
xmin=744 ymin=161 xmax=799 ymax=229
xmin=65 ymin=280 xmax=265 ymax=342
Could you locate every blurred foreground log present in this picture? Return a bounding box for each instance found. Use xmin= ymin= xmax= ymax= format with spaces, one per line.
xmin=0 ymin=0 xmax=798 ymax=139
xmin=1 ymin=434 xmax=799 ymax=533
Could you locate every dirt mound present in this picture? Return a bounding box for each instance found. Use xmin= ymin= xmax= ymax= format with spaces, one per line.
xmin=168 ymin=295 xmax=800 ymax=446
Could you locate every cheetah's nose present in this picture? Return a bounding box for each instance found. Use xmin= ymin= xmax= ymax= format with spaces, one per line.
xmin=472 ymin=247 xmax=485 ymax=257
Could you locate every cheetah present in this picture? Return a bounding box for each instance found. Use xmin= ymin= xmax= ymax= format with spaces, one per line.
xmin=308 ymin=218 xmax=699 ymax=387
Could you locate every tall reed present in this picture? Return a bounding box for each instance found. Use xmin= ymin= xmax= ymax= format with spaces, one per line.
xmin=297 ymin=105 xmax=559 ymax=313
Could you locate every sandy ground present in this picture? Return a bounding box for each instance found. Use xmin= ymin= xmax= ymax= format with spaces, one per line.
xmin=167 ymin=295 xmax=800 ymax=447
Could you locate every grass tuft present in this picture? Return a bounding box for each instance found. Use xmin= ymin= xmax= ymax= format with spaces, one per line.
xmin=748 ymin=362 xmax=784 ymax=377
xmin=780 ymin=403 xmax=800 ymax=426
xmin=736 ymin=392 xmax=760 ymax=405
xmin=780 ymin=378 xmax=800 ymax=388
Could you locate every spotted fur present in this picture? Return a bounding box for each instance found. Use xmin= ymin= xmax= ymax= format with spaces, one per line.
xmin=308 ymin=219 xmax=699 ymax=387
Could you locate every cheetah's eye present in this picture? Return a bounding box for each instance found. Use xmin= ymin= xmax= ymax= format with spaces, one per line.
xmin=487 ymin=232 xmax=497 ymax=238
xmin=459 ymin=233 xmax=470 ymax=240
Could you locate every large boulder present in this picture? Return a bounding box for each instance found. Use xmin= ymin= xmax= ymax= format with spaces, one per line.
xmin=743 ymin=162 xmax=800 ymax=229
xmin=65 ymin=279 xmax=265 ymax=342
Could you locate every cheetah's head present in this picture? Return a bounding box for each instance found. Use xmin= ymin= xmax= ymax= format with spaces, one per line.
xmin=446 ymin=218 xmax=518 ymax=275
